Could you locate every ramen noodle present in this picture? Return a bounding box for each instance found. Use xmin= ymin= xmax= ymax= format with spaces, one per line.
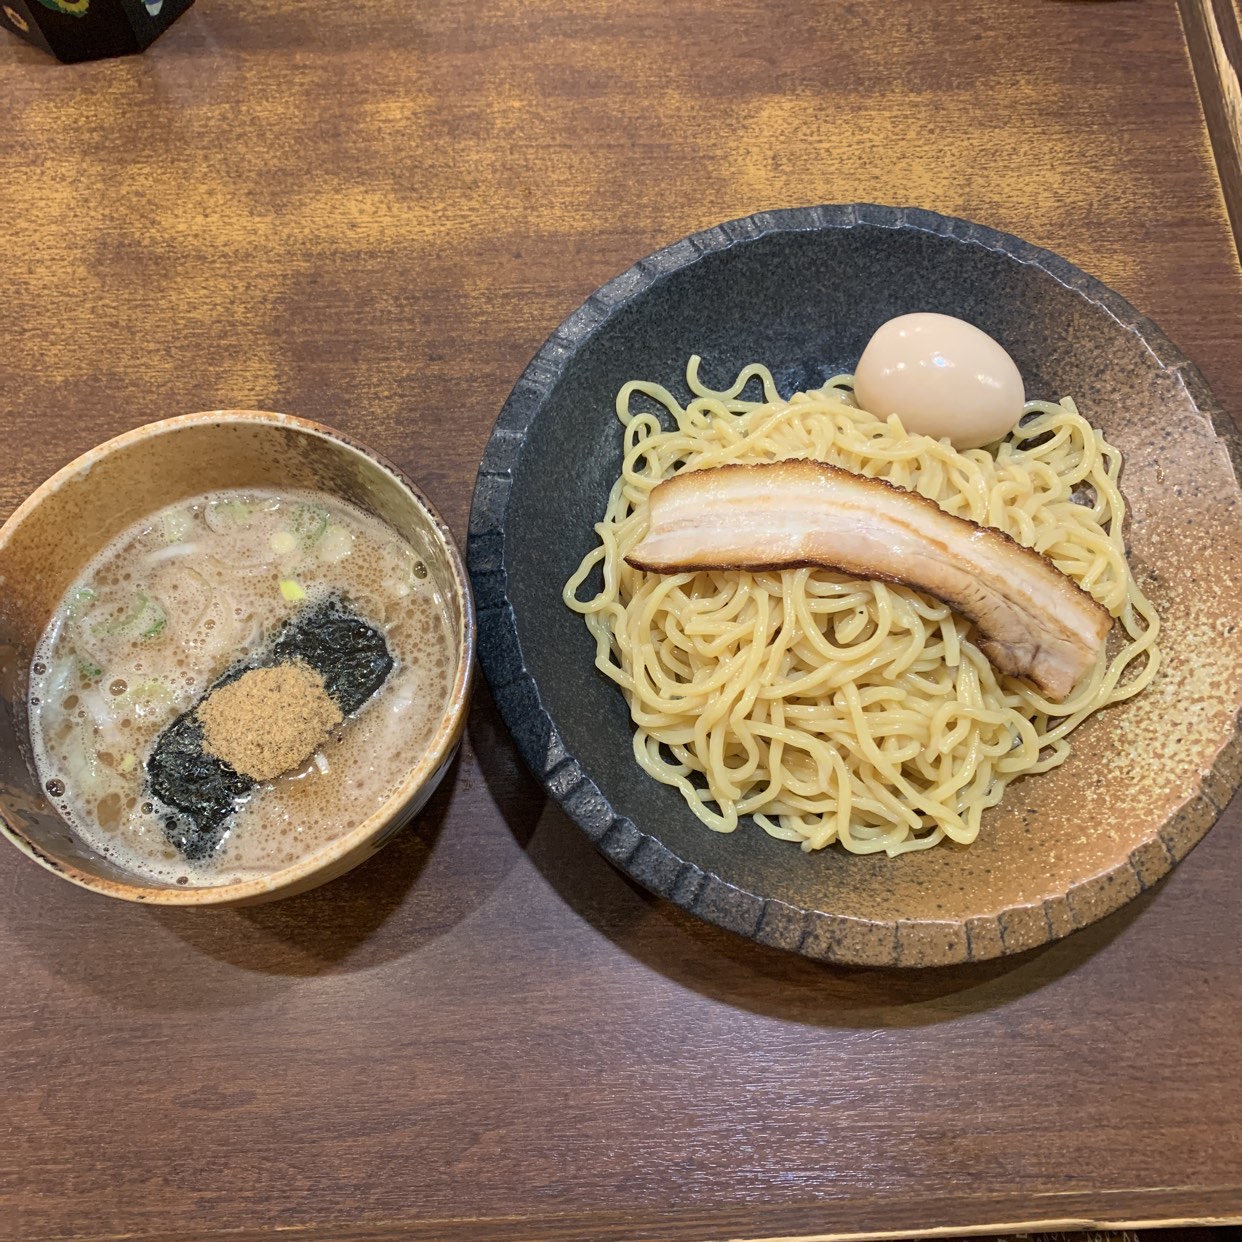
xmin=564 ymin=359 xmax=1160 ymax=856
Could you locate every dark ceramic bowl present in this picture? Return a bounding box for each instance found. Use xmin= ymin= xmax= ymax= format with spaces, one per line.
xmin=468 ymin=204 xmax=1242 ymax=967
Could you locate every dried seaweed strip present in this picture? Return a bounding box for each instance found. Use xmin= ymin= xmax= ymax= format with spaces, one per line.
xmin=146 ymin=597 xmax=392 ymax=862
xmin=270 ymin=599 xmax=393 ymax=713
xmin=147 ymin=714 xmax=253 ymax=861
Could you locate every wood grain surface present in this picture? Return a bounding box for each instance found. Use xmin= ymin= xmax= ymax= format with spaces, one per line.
xmin=1181 ymin=0 xmax=1242 ymax=250
xmin=2 ymin=1 xmax=1242 ymax=1240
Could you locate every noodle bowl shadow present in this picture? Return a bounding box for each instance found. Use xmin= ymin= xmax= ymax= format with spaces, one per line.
xmin=138 ymin=761 xmax=461 ymax=989
xmin=472 ymin=696 xmax=1163 ymax=1024
xmin=468 ymin=203 xmax=1242 ymax=968
xmin=0 ymin=412 xmax=475 ymax=905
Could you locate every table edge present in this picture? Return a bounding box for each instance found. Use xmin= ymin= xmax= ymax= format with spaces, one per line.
xmin=34 ymin=1193 xmax=1242 ymax=1242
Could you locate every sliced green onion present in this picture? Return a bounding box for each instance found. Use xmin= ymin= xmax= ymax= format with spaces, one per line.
xmin=205 ymin=498 xmax=253 ymax=532
xmin=127 ymin=681 xmax=174 ymax=719
xmin=280 ymin=579 xmax=307 ymax=603
xmin=291 ymin=503 xmax=329 ymax=545
xmin=318 ymin=525 xmax=353 ymax=563
xmin=67 ymin=587 xmax=97 ymax=619
xmin=93 ymin=592 xmax=167 ymax=640
xmin=160 ymin=510 xmax=192 ymax=543
xmin=107 ymin=681 xmax=174 ymax=730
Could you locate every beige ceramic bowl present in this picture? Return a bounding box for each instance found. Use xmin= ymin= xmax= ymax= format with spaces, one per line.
xmin=0 ymin=412 xmax=474 ymax=905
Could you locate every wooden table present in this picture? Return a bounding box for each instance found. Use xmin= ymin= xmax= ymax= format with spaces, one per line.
xmin=3 ymin=2 xmax=1241 ymax=1239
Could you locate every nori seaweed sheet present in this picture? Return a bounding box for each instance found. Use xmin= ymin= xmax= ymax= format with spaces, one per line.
xmin=148 ymin=714 xmax=253 ymax=861
xmin=270 ymin=598 xmax=393 ymax=713
xmin=146 ymin=597 xmax=393 ymax=862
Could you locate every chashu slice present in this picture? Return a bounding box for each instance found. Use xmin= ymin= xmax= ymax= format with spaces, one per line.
xmin=625 ymin=460 xmax=1113 ymax=701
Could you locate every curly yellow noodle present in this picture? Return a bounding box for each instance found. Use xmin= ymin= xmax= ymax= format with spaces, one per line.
xmin=564 ymin=358 xmax=1161 ymax=856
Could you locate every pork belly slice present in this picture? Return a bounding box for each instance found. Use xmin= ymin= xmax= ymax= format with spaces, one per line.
xmin=625 ymin=460 xmax=1113 ymax=701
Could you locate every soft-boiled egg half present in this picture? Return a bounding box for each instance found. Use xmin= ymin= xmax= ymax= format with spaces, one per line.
xmin=853 ymin=312 xmax=1025 ymax=450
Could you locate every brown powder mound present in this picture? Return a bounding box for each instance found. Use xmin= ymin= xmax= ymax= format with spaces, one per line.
xmin=197 ymin=661 xmax=343 ymax=781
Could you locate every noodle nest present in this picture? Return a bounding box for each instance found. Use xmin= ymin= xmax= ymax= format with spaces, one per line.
xmin=564 ymin=359 xmax=1160 ymax=856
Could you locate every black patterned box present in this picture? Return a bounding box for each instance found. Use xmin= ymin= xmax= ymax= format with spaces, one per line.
xmin=1 ymin=0 xmax=193 ymax=62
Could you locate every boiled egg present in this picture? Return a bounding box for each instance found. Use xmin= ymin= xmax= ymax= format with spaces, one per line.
xmin=853 ymin=312 xmax=1025 ymax=450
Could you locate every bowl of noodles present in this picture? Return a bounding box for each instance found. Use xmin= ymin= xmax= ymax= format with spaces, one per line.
xmin=468 ymin=204 xmax=1242 ymax=967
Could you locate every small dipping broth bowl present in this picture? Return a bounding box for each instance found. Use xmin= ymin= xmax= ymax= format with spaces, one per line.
xmin=0 ymin=412 xmax=475 ymax=905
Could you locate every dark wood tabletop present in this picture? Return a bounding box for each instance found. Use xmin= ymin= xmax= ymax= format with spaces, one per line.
xmin=3 ymin=1 xmax=1242 ymax=1239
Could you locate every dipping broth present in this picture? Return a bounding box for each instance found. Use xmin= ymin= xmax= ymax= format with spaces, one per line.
xmin=28 ymin=489 xmax=455 ymax=885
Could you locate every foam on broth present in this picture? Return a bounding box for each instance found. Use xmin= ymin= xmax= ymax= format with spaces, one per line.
xmin=28 ymin=489 xmax=455 ymax=885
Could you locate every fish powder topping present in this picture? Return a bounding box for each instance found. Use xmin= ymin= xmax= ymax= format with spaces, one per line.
xmin=197 ymin=661 xmax=343 ymax=781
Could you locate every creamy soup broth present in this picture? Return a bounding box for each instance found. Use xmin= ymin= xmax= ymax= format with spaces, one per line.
xmin=29 ymin=489 xmax=454 ymax=885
